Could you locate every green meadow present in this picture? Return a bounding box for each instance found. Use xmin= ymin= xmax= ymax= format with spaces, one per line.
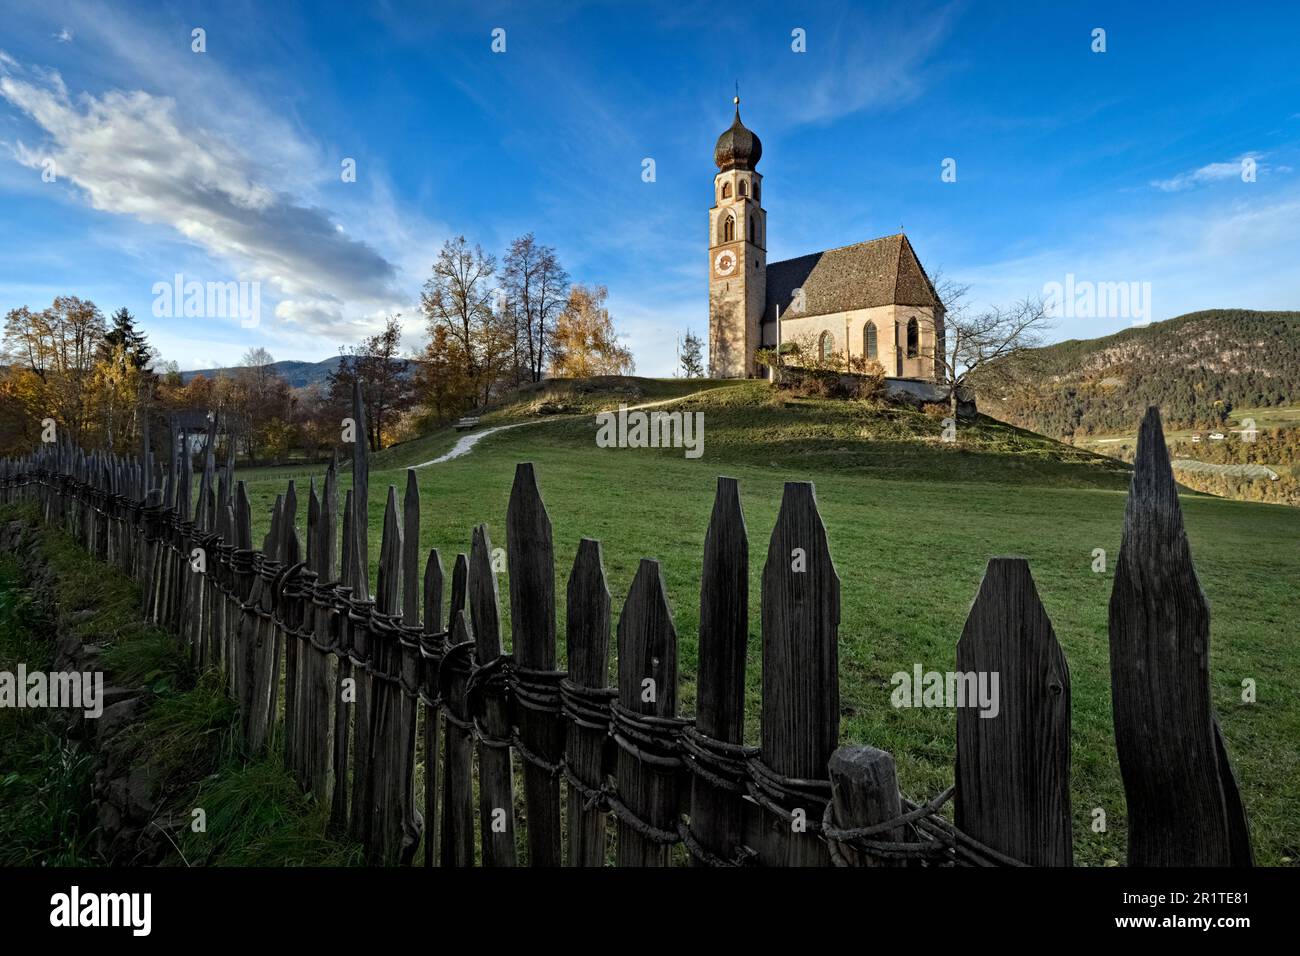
xmin=230 ymin=379 xmax=1300 ymax=866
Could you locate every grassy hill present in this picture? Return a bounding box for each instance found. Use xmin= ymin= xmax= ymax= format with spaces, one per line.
xmin=233 ymin=377 xmax=1300 ymax=865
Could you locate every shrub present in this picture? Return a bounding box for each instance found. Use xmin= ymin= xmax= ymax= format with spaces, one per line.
xmin=857 ymin=359 xmax=887 ymax=402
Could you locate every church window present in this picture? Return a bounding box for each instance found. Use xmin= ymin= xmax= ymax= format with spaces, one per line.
xmin=818 ymin=331 xmax=833 ymax=363
xmin=864 ymin=322 xmax=878 ymax=360
xmin=723 ymin=214 xmax=735 ymax=243
xmin=754 ymin=181 xmax=760 ymax=201
xmin=748 ymin=217 xmax=754 ymax=242
xmin=738 ymin=180 xmax=748 ymax=198
xmin=721 ymin=182 xmax=732 ymax=200
xmin=906 ymin=318 xmax=919 ymax=359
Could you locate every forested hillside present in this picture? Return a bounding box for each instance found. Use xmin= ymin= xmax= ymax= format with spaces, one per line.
xmin=976 ymin=310 xmax=1300 ymax=438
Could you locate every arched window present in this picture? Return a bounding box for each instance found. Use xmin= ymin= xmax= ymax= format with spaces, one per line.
xmin=864 ymin=322 xmax=878 ymax=360
xmin=906 ymin=318 xmax=919 ymax=359
xmin=723 ymin=214 xmax=735 ymax=243
xmin=721 ymin=182 xmax=732 ymax=200
xmin=754 ymin=181 xmax=760 ymax=202
xmin=818 ymin=331 xmax=833 ymax=363
xmin=748 ymin=217 xmax=754 ymax=242
xmin=738 ymin=179 xmax=748 ymax=198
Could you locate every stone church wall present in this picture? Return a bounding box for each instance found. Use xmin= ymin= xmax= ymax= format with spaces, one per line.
xmin=775 ymin=304 xmax=942 ymax=380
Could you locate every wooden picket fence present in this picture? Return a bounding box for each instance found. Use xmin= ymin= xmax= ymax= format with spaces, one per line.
xmin=0 ymin=388 xmax=1253 ymax=867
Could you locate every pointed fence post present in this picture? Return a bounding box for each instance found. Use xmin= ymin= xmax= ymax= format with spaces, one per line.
xmin=755 ymin=481 xmax=839 ymax=866
xmin=563 ymin=539 xmax=613 ymax=867
xmin=421 ymin=548 xmax=445 ymax=867
xmin=470 ymin=524 xmax=516 ymax=866
xmin=506 ymin=463 xmax=564 ymax=866
xmin=394 ymin=469 xmax=424 ymax=864
xmin=440 ymin=557 xmax=476 ymax=867
xmin=955 ymin=557 xmax=1071 ymax=866
xmin=686 ymin=476 xmax=751 ymax=866
xmin=308 ymin=460 xmax=340 ymax=806
xmin=1109 ymin=407 xmax=1253 ymax=866
xmin=614 ymin=559 xmax=682 ymax=867
xmin=329 ymin=489 xmax=356 ymax=833
xmin=366 ymin=486 xmax=404 ymax=864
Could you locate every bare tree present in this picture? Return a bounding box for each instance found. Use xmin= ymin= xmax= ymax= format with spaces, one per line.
xmin=501 ymin=233 xmax=569 ymax=382
xmin=326 ymin=315 xmax=413 ymax=450
xmin=929 ymin=270 xmax=1052 ymax=418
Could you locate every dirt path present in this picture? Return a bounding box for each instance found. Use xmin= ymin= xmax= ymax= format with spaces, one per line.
xmin=410 ymin=386 xmax=737 ymax=469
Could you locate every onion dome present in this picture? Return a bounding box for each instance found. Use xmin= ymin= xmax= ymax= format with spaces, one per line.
xmin=714 ymin=97 xmax=762 ymax=171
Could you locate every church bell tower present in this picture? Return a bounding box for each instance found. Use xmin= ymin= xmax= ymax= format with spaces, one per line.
xmin=708 ymin=96 xmax=766 ymax=378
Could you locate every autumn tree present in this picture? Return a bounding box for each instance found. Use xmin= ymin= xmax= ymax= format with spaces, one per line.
xmin=226 ymin=348 xmax=295 ymax=462
xmin=550 ymin=284 xmax=634 ymax=378
xmin=421 ymin=236 xmax=511 ymax=406
xmin=326 ymin=315 xmax=414 ymax=451
xmin=502 ymin=233 xmax=569 ymax=382
xmin=2 ymin=296 xmax=107 ymax=445
xmin=415 ymin=324 xmax=475 ymax=425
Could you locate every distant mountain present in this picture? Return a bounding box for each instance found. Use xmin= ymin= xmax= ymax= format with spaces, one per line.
xmin=975 ymin=309 xmax=1300 ymax=438
xmin=179 ymin=355 xmax=411 ymax=389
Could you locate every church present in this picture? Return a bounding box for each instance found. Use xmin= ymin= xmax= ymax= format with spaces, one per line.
xmin=708 ymin=99 xmax=946 ymax=381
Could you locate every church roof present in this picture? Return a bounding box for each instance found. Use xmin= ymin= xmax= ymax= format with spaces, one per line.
xmin=764 ymin=233 xmax=940 ymax=321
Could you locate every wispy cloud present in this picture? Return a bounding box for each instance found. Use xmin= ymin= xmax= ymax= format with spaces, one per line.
xmin=0 ymin=54 xmax=403 ymax=337
xmin=53 ymin=29 xmax=73 ymax=44
xmin=1149 ymin=152 xmax=1283 ymax=191
xmin=783 ymin=1 xmax=961 ymax=126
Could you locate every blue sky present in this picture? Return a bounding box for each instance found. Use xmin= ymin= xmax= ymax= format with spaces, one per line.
xmin=1 ymin=0 xmax=1298 ymax=374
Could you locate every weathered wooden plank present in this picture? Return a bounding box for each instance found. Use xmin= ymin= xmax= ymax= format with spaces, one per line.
xmin=440 ymin=597 xmax=476 ymax=867
xmin=955 ymin=557 xmax=1071 ymax=866
xmin=351 ymin=379 xmax=370 ymax=602
xmin=564 ymin=538 xmax=612 ymax=867
xmin=1109 ymin=406 xmax=1253 ymax=866
xmin=689 ymin=476 xmax=750 ymax=866
xmin=614 ymin=558 xmax=680 ymax=867
xmin=401 ymin=470 xmax=420 ymax=626
xmin=395 ymin=469 xmax=423 ymax=864
xmin=229 ymin=482 xmax=253 ymax=708
xmin=309 ymin=460 xmax=339 ymax=805
xmin=758 ymin=481 xmax=839 ymax=866
xmin=329 ymin=489 xmax=356 ymax=833
xmin=366 ymin=485 xmax=404 ymax=864
xmin=422 ymin=548 xmax=445 ymax=868
xmin=272 ymin=481 xmax=298 ymax=748
xmin=294 ymin=477 xmax=320 ymax=787
xmin=505 ymin=462 xmax=563 ymax=866
xmin=827 ymin=745 xmax=904 ymax=867
xmin=470 ymin=523 xmax=516 ymax=866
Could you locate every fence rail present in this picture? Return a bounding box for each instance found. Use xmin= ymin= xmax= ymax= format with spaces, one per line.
xmin=0 ymin=391 xmax=1253 ymax=867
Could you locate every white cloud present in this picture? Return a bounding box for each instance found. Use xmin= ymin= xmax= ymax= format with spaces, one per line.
xmin=951 ymin=184 xmax=1300 ymax=339
xmin=0 ymin=54 xmax=405 ymax=337
xmin=1150 ymin=152 xmax=1278 ymax=191
xmin=53 ymin=29 xmax=73 ymax=44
